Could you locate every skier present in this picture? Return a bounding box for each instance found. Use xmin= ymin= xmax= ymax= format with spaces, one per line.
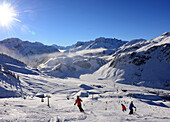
xmin=129 ymin=101 xmax=136 ymax=114
xmin=121 ymin=104 xmax=126 ymax=112
xmin=74 ymin=96 xmax=84 ymax=112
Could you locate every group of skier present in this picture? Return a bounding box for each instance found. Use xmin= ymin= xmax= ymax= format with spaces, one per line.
xmin=121 ymin=101 xmax=136 ymax=114
xmin=74 ymin=96 xmax=136 ymax=115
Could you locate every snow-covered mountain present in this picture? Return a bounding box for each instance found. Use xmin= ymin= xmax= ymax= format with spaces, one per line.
xmin=52 ymin=44 xmax=72 ymax=50
xmin=85 ymin=37 xmax=127 ymax=49
xmin=37 ymin=53 xmax=108 ymax=78
xmin=53 ymin=37 xmax=127 ymax=53
xmin=35 ymin=37 xmax=128 ymax=78
xmin=1 ymin=34 xmax=170 ymax=89
xmin=0 ymin=38 xmax=60 ymax=57
xmin=0 ymin=37 xmax=128 ymax=77
xmin=0 ymin=53 xmax=39 ymax=98
xmin=0 ymin=34 xmax=170 ymax=121
xmin=94 ymin=32 xmax=170 ymax=89
xmin=69 ymin=37 xmax=127 ymax=52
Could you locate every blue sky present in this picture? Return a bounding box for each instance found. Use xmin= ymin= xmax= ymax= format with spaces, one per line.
xmin=0 ymin=0 xmax=170 ymax=46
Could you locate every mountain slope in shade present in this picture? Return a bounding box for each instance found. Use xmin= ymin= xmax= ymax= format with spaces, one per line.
xmin=94 ymin=32 xmax=170 ymax=89
xmin=0 ymin=53 xmax=39 ymax=97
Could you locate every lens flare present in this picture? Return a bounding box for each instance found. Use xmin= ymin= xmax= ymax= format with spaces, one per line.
xmin=0 ymin=2 xmax=18 ymax=27
xmin=0 ymin=1 xmax=36 ymax=37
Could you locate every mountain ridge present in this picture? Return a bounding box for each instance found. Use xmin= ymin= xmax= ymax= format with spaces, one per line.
xmin=0 ymin=38 xmax=60 ymax=57
xmin=94 ymin=32 xmax=170 ymax=89
xmin=52 ymin=37 xmax=128 ymax=52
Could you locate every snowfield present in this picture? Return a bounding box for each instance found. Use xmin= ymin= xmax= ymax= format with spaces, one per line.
xmin=0 ymin=72 xmax=169 ymax=122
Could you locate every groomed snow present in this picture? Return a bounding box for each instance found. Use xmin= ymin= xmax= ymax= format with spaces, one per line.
xmin=0 ymin=72 xmax=169 ymax=122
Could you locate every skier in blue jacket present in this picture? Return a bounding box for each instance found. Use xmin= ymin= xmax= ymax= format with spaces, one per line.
xmin=129 ymin=101 xmax=136 ymax=114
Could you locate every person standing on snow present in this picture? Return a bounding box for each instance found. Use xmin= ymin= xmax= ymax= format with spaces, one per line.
xmin=129 ymin=101 xmax=136 ymax=114
xmin=74 ymin=96 xmax=84 ymax=112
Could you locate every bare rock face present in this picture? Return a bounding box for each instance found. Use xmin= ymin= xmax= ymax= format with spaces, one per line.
xmin=73 ymin=61 xmax=91 ymax=69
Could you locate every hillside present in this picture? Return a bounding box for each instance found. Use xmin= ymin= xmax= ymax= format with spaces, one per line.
xmin=93 ymin=32 xmax=170 ymax=89
xmin=0 ymin=64 xmax=169 ymax=121
xmin=0 ymin=53 xmax=39 ymax=98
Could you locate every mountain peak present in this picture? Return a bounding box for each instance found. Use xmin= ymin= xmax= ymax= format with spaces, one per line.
xmin=161 ymin=32 xmax=170 ymax=36
xmin=2 ymin=38 xmax=22 ymax=44
xmin=95 ymin=37 xmax=120 ymax=42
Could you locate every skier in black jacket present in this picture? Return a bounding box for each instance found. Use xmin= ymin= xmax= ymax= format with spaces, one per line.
xmin=129 ymin=101 xmax=136 ymax=114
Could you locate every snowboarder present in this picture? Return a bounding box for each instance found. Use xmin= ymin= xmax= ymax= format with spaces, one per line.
xmin=74 ymin=96 xmax=84 ymax=112
xmin=129 ymin=101 xmax=136 ymax=114
xmin=121 ymin=104 xmax=126 ymax=112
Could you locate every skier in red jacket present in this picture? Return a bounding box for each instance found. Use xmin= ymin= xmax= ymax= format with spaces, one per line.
xmin=74 ymin=96 xmax=84 ymax=112
xmin=121 ymin=104 xmax=126 ymax=112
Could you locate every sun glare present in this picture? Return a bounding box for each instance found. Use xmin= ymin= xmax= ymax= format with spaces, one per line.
xmin=0 ymin=2 xmax=17 ymax=27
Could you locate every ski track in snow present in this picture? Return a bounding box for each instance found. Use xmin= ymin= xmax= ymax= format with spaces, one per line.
xmin=0 ymin=73 xmax=169 ymax=122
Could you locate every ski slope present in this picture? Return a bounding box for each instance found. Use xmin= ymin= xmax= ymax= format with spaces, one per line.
xmin=0 ymin=72 xmax=169 ymax=122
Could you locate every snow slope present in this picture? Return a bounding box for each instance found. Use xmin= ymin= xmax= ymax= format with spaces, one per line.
xmin=93 ymin=32 xmax=170 ymax=89
xmin=37 ymin=51 xmax=108 ymax=78
xmin=0 ymin=71 xmax=169 ymax=121
xmin=0 ymin=53 xmax=39 ymax=98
